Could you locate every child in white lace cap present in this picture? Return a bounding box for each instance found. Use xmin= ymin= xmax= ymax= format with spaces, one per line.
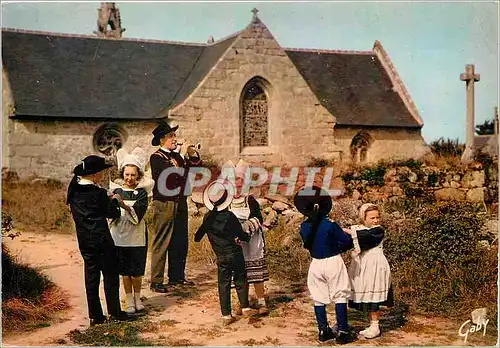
xmin=345 ymin=203 xmax=394 ymax=339
xmin=109 ymin=148 xmax=154 ymax=314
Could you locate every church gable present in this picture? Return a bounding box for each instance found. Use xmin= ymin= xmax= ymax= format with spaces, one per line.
xmin=168 ymin=9 xmax=338 ymax=164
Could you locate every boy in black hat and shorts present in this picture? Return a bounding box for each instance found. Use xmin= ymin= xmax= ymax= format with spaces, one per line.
xmin=294 ymin=186 xmax=356 ymax=344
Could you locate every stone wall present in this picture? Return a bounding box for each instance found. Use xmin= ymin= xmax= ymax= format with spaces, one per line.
xmin=342 ymin=161 xmax=498 ymax=204
xmin=168 ymin=20 xmax=339 ymax=167
xmin=2 ymin=68 xmax=14 ymax=169
xmin=334 ymin=126 xmax=430 ymax=164
xmin=5 ymin=119 xmax=160 ymax=181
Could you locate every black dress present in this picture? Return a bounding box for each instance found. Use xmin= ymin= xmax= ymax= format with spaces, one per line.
xmin=110 ymin=187 xmax=149 ymax=277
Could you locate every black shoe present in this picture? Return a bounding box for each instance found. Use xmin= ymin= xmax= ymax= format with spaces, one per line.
xmin=318 ymin=327 xmax=335 ymax=343
xmin=169 ymin=279 xmax=194 ymax=286
xmin=336 ymin=330 xmax=357 ymax=344
xmin=89 ymin=317 xmax=106 ymax=326
xmin=109 ymin=311 xmax=137 ymax=322
xmin=150 ymin=282 xmax=169 ymax=293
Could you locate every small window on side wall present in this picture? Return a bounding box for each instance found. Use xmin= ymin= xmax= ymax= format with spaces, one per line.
xmin=350 ymin=131 xmax=372 ymax=164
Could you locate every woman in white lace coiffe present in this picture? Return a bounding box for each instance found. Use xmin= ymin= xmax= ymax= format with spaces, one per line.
xmin=228 ymin=160 xmax=269 ymax=315
xmin=109 ymin=148 xmax=154 ymax=314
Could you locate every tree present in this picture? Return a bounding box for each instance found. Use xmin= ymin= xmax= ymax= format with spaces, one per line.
xmin=475 ymin=119 xmax=495 ymax=135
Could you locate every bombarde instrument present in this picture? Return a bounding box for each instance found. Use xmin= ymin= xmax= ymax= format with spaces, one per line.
xmin=176 ymin=141 xmax=201 ymax=158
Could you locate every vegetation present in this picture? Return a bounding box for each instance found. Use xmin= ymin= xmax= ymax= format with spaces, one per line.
xmin=1 ymin=212 xmax=69 ymax=334
xmin=2 ymin=153 xmax=497 ymax=339
xmin=2 ymin=179 xmax=73 ymax=234
xmin=475 ymin=119 xmax=495 ymax=135
xmin=429 ymin=137 xmax=465 ymax=157
xmin=341 ymin=161 xmax=388 ymax=189
xmin=383 ymin=201 xmax=497 ymax=323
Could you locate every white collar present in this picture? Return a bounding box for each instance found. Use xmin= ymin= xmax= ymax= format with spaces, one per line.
xmin=78 ymin=177 xmax=95 ymax=186
xmin=161 ymin=146 xmax=183 ymax=158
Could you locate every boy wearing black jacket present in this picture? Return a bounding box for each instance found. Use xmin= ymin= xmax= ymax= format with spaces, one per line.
xmin=67 ymin=155 xmax=135 ymax=326
xmin=195 ymin=180 xmax=257 ymax=325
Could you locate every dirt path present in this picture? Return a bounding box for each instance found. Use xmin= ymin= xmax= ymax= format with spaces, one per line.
xmin=2 ymin=231 xmax=497 ymax=346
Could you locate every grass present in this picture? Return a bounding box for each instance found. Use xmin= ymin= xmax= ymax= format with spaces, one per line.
xmin=69 ymin=319 xmax=157 ymax=346
xmin=1 ymin=245 xmax=70 ymax=334
xmin=238 ymin=336 xmax=282 ymax=346
xmin=3 ymin=170 xmax=498 ymax=345
xmin=2 ymin=179 xmax=73 ymax=234
xmin=2 ymin=282 xmax=70 ymax=334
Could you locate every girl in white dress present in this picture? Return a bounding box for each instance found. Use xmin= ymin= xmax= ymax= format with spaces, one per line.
xmin=109 ymin=148 xmax=154 ymax=314
xmin=229 ymin=160 xmax=269 ymax=315
xmin=346 ymin=203 xmax=394 ymax=339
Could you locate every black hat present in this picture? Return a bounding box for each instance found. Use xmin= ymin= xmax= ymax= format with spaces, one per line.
xmin=151 ymin=120 xmax=179 ymax=146
xmin=73 ymin=155 xmax=113 ymax=176
xmin=293 ymin=186 xmax=333 ymax=218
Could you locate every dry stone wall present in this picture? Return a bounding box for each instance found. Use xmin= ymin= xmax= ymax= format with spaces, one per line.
xmin=342 ymin=162 xmax=498 ymax=204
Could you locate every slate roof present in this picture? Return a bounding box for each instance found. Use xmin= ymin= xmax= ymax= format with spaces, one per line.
xmin=284 ymin=50 xmax=420 ymax=128
xmin=3 ymin=28 xmax=420 ymax=128
xmin=2 ymin=29 xmax=236 ymax=119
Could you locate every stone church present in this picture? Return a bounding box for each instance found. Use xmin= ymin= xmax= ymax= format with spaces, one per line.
xmin=2 ymin=4 xmax=429 ymax=180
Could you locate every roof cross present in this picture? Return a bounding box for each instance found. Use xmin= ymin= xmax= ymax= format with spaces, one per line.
xmin=251 ymin=8 xmax=259 ymax=19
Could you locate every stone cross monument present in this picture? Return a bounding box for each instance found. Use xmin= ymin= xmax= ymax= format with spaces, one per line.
xmin=460 ymin=64 xmax=480 ymax=164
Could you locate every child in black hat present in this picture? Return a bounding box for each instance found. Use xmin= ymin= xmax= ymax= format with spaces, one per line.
xmin=67 ymin=155 xmax=136 ymax=325
xmin=294 ymin=186 xmax=356 ymax=344
xmin=194 ymin=180 xmax=257 ymax=326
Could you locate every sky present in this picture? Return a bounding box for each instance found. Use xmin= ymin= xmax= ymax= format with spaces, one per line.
xmin=1 ymin=0 xmax=498 ymax=143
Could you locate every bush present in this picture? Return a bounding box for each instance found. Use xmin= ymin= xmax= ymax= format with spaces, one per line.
xmin=383 ymin=202 xmax=497 ymax=322
xmin=2 ymin=245 xmax=53 ymax=301
xmin=430 ymin=138 xmax=465 ymax=157
xmin=392 ymin=158 xmax=423 ymax=172
xmin=307 ymin=156 xmax=329 ymax=168
xmin=265 ymin=218 xmax=310 ymax=284
xmin=342 ymin=161 xmax=387 ymax=188
xmin=2 ymin=245 xmax=70 ymax=333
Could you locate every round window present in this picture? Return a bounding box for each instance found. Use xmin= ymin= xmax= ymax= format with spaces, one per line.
xmin=93 ymin=124 xmax=127 ymax=156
